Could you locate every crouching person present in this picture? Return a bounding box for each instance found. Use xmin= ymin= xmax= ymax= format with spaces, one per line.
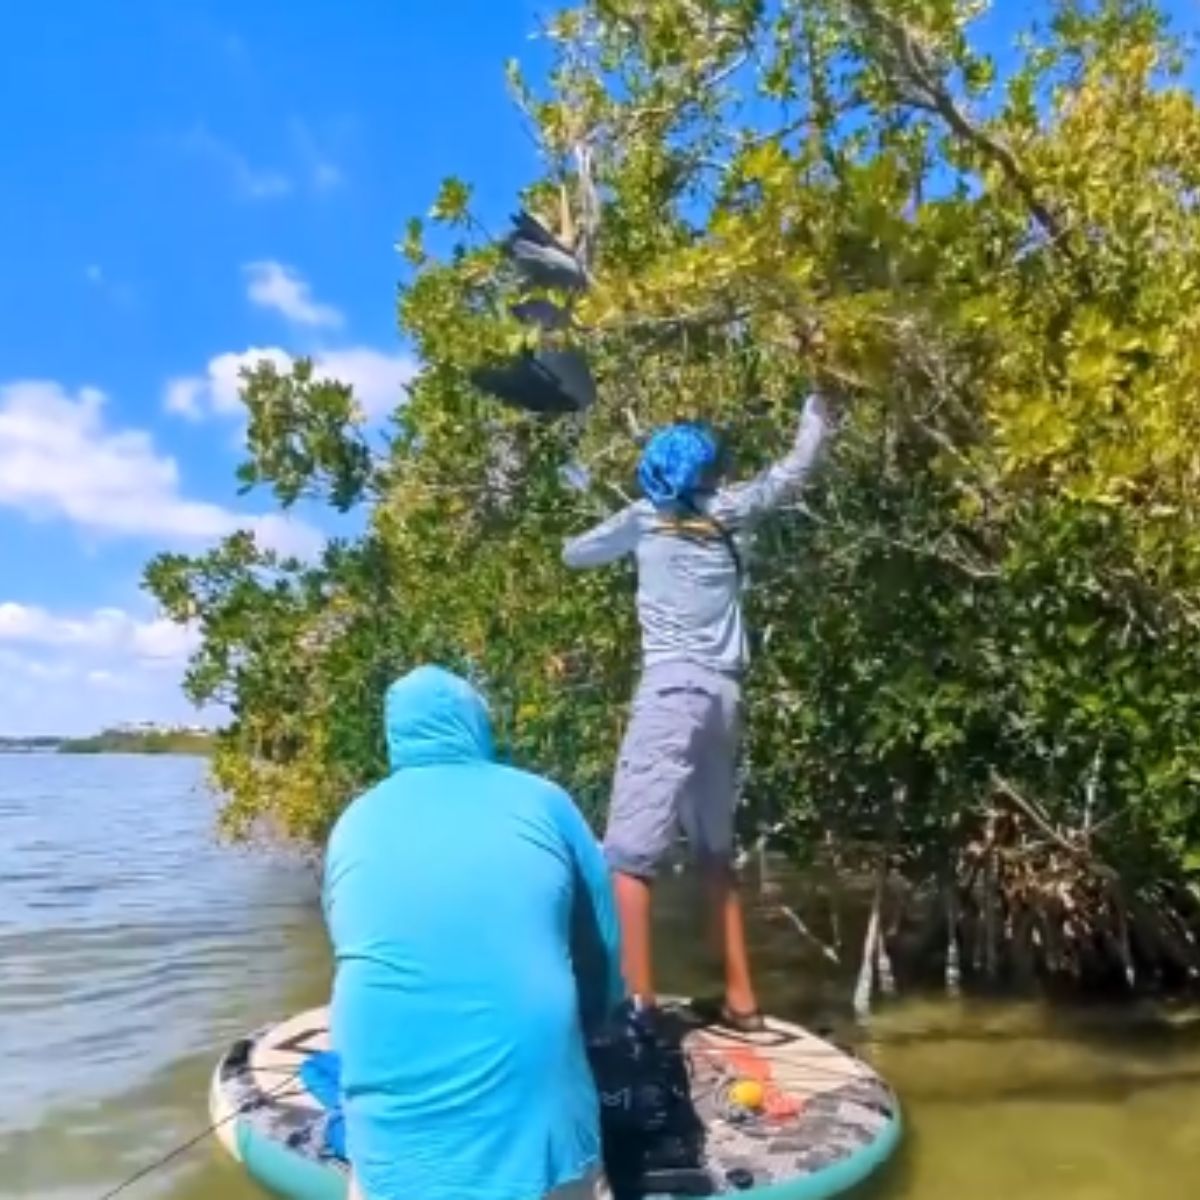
xmin=324 ymin=665 xmax=623 ymax=1200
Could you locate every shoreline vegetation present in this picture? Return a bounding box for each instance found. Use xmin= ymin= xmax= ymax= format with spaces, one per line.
xmin=0 ymin=729 xmax=214 ymax=756
xmin=140 ymin=1 xmax=1200 ymax=1007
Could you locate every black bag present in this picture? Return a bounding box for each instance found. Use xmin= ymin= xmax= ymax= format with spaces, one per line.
xmin=587 ymin=1008 xmax=712 ymax=1197
xmin=469 ymin=211 xmax=596 ymax=416
xmin=468 ymin=346 xmax=596 ymax=414
xmin=505 ymin=211 xmax=588 ymax=292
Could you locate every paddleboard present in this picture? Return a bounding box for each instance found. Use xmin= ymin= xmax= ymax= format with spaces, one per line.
xmin=209 ymin=1000 xmax=900 ymax=1200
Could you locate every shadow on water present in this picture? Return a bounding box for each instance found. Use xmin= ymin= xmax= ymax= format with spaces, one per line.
xmin=4 ymin=754 xmax=1200 ymax=1199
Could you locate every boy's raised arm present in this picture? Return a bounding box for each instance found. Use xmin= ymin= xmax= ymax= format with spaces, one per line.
xmin=562 ymin=503 xmax=641 ymax=569
xmin=715 ymin=393 xmax=832 ymax=526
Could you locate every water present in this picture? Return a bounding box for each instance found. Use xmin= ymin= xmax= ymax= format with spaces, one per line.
xmin=0 ymin=756 xmax=329 ymax=1199
xmin=3 ymin=755 xmax=1200 ymax=1199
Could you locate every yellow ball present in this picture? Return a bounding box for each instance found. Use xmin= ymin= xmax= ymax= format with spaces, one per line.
xmin=728 ymin=1079 xmax=765 ymax=1110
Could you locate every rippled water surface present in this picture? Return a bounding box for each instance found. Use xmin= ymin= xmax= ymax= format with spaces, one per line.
xmin=0 ymin=755 xmax=328 ymax=1198
xmin=3 ymin=753 xmax=1200 ymax=1199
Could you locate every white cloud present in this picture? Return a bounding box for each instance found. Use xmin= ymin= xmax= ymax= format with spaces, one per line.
xmin=164 ymin=346 xmax=293 ymax=421
xmin=7 ymin=653 xmax=74 ymax=683
xmin=181 ymin=125 xmax=292 ymax=200
xmin=289 ymin=119 xmax=345 ymax=192
xmin=0 ymin=609 xmax=216 ymax=737
xmin=244 ymin=261 xmax=343 ymax=328
xmin=313 ymin=161 xmax=344 ymax=191
xmin=0 ymin=603 xmax=198 ymax=662
xmin=178 ymin=120 xmax=346 ymax=200
xmin=165 ymin=345 xmax=417 ymax=424
xmin=319 ymin=347 xmax=420 ymax=417
xmin=0 ymin=380 xmax=322 ymax=559
xmin=163 ymin=377 xmax=206 ymax=420
xmin=83 ymin=263 xmax=135 ymax=306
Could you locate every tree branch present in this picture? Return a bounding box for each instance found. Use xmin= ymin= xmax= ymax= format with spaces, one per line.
xmin=808 ymin=509 xmax=1001 ymax=580
xmin=776 ymin=904 xmax=842 ymax=964
xmin=846 ymin=0 xmax=1069 ymax=250
xmin=990 ymin=771 xmax=1118 ymax=881
xmin=573 ymin=141 xmax=601 ymax=274
xmin=588 ymin=301 xmax=754 ymax=343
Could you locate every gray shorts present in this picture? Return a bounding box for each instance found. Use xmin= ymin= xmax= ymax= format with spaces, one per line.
xmin=603 ymin=661 xmax=742 ymax=879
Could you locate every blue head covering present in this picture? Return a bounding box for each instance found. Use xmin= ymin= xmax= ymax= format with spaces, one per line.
xmin=637 ymin=422 xmax=720 ymax=510
xmin=383 ymin=665 xmax=494 ymax=771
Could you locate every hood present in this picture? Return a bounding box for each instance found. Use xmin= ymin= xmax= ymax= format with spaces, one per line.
xmin=384 ymin=665 xmax=495 ymax=771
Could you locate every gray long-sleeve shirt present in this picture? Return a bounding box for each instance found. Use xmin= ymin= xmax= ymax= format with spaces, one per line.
xmin=562 ymin=397 xmax=830 ymax=677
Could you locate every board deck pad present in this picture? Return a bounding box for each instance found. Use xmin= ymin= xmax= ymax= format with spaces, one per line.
xmin=211 ymin=1001 xmax=899 ymax=1199
xmin=662 ymin=1004 xmax=897 ymax=1189
xmin=211 ymin=1009 xmax=349 ymax=1182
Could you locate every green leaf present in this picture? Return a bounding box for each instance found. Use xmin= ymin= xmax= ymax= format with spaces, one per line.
xmin=430 ymin=177 xmax=473 ymax=226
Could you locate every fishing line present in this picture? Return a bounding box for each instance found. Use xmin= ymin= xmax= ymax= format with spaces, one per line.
xmin=94 ymin=1070 xmax=302 ymax=1200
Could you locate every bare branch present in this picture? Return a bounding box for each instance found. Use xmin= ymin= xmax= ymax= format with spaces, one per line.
xmin=990 ymin=771 xmax=1119 ymax=882
xmin=853 ymin=869 xmax=884 ymax=1019
xmin=573 ymin=141 xmax=601 ymax=273
xmin=776 ymin=904 xmax=842 ymax=964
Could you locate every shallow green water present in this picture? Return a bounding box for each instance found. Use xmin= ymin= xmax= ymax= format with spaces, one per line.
xmin=3 ymin=754 xmax=1198 ymax=1199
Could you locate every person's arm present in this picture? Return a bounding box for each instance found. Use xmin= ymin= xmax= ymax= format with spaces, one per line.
xmin=561 ymin=503 xmax=641 ymax=569
xmin=320 ymin=845 xmax=336 ymax=928
xmin=550 ymin=788 xmax=624 ymax=1028
xmin=714 ymin=392 xmax=832 ymax=526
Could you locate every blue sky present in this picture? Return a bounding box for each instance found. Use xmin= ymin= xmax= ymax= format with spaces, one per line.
xmin=0 ymin=1 xmax=1196 ymax=735
xmin=0 ymin=1 xmax=550 ymax=733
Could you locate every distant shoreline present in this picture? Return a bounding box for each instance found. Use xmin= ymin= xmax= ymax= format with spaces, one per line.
xmin=0 ymin=731 xmax=215 ymax=757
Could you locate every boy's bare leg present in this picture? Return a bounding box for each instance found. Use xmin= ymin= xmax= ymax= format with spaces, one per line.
xmin=705 ymin=863 xmax=758 ymax=1015
xmin=613 ymin=870 xmax=656 ymax=1002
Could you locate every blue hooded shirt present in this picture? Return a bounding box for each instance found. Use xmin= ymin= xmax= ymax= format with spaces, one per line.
xmin=323 ymin=666 xmax=623 ymax=1200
